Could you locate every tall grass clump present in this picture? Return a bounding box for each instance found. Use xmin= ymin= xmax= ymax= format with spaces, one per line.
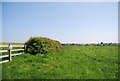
xmin=25 ymin=37 xmax=62 ymax=55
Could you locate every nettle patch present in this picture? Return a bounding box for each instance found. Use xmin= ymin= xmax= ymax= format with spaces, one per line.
xmin=25 ymin=37 xmax=62 ymax=55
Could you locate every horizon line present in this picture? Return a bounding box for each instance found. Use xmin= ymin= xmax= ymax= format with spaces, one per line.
xmin=0 ymin=41 xmax=119 ymax=44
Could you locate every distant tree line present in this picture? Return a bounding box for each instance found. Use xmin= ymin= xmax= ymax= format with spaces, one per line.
xmin=61 ymin=42 xmax=119 ymax=46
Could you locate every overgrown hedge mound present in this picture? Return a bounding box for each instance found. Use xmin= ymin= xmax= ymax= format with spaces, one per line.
xmin=25 ymin=37 xmax=62 ymax=55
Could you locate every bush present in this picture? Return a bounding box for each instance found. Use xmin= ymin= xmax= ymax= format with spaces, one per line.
xmin=25 ymin=37 xmax=62 ymax=55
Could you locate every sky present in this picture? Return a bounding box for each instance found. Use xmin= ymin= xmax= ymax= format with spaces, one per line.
xmin=2 ymin=2 xmax=118 ymax=43
xmin=1 ymin=0 xmax=119 ymax=2
xmin=0 ymin=2 xmax=2 ymax=43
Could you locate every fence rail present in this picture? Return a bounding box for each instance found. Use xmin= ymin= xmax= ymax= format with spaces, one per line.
xmin=0 ymin=45 xmax=24 ymax=47
xmin=0 ymin=50 xmax=8 ymax=52
xmin=0 ymin=44 xmax=26 ymax=64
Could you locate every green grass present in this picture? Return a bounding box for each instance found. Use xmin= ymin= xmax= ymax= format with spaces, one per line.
xmin=0 ymin=43 xmax=24 ymax=45
xmin=2 ymin=46 xmax=118 ymax=79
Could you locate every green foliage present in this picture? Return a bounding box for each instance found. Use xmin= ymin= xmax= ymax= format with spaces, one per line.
xmin=25 ymin=37 xmax=62 ymax=55
xmin=2 ymin=46 xmax=118 ymax=79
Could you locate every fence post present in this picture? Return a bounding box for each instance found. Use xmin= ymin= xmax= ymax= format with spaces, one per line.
xmin=24 ymin=45 xmax=26 ymax=53
xmin=8 ymin=44 xmax=12 ymax=61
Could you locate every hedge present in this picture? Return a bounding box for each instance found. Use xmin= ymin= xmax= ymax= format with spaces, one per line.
xmin=25 ymin=37 xmax=62 ymax=55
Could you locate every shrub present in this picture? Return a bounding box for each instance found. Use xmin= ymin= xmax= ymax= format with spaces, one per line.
xmin=25 ymin=37 xmax=62 ymax=55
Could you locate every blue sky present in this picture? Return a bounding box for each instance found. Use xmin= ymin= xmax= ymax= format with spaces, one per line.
xmin=0 ymin=2 xmax=2 ymax=43
xmin=2 ymin=2 xmax=118 ymax=43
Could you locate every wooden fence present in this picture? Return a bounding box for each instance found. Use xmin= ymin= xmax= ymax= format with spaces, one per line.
xmin=0 ymin=44 xmax=26 ymax=64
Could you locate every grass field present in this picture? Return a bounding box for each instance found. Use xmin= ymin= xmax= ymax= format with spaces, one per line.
xmin=2 ymin=46 xmax=118 ymax=79
xmin=0 ymin=43 xmax=24 ymax=45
